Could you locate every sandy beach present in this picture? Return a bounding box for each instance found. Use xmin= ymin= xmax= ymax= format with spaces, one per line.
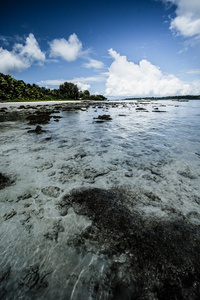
xmin=0 ymin=100 xmax=82 ymax=107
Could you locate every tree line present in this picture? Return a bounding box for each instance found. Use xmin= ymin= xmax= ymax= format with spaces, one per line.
xmin=0 ymin=73 xmax=107 ymax=101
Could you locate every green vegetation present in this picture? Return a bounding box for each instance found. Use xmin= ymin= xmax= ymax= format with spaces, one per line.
xmin=0 ymin=73 xmax=107 ymax=101
xmin=79 ymin=90 xmax=107 ymax=101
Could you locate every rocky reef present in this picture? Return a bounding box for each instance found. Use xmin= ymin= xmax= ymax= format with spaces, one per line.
xmin=58 ymin=187 xmax=200 ymax=300
xmin=0 ymin=172 xmax=13 ymax=189
xmin=0 ymin=100 xmax=200 ymax=299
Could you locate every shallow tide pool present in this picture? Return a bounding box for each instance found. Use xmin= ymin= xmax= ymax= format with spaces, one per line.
xmin=0 ymin=100 xmax=200 ymax=299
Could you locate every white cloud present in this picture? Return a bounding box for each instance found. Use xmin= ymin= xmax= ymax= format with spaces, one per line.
xmin=163 ymin=0 xmax=200 ymax=38
xmin=170 ymin=15 xmax=200 ymax=37
xmin=105 ymin=49 xmax=200 ymax=97
xmin=0 ymin=33 xmax=45 ymax=74
xmin=0 ymin=35 xmax=10 ymax=46
xmin=186 ymin=69 xmax=200 ymax=74
xmin=37 ymin=76 xmax=104 ymax=87
xmin=71 ymin=76 xmax=106 ymax=83
xmin=37 ymin=77 xmax=101 ymax=90
xmin=37 ymin=79 xmax=66 ymax=86
xmin=0 ymin=48 xmax=29 ymax=73
xmin=75 ymin=82 xmax=90 ymax=91
xmin=49 ymin=33 xmax=82 ymax=61
xmin=14 ymin=33 xmax=45 ymax=61
xmin=83 ymin=58 xmax=104 ymax=69
xmin=38 ymin=79 xmax=90 ymax=91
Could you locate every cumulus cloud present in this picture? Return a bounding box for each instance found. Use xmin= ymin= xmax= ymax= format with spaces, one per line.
xmin=14 ymin=33 xmax=45 ymax=61
xmin=49 ymin=33 xmax=82 ymax=61
xmin=38 ymin=76 xmax=104 ymax=87
xmin=0 ymin=48 xmax=29 ymax=73
xmin=75 ymin=82 xmax=91 ymax=91
xmin=105 ymin=49 xmax=199 ymax=97
xmin=37 ymin=77 xmax=99 ymax=91
xmin=83 ymin=58 xmax=104 ymax=69
xmin=0 ymin=33 xmax=45 ymax=73
xmin=163 ymin=0 xmax=200 ymax=38
xmin=37 ymin=79 xmax=90 ymax=91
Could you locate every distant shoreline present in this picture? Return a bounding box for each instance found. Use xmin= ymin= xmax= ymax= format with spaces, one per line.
xmin=0 ymin=98 xmax=199 ymax=108
xmin=124 ymin=95 xmax=200 ymax=100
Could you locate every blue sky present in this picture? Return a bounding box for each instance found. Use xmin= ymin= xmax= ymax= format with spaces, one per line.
xmin=0 ymin=0 xmax=200 ymax=98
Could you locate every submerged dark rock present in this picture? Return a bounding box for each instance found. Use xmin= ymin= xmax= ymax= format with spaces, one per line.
xmin=93 ymin=114 xmax=112 ymax=122
xmin=0 ymin=173 xmax=12 ymax=189
xmin=135 ymin=107 xmax=148 ymax=112
xmin=26 ymin=111 xmax=51 ymax=125
xmin=18 ymin=265 xmax=50 ymax=290
xmin=0 ymin=266 xmax=11 ymax=283
xmin=3 ymin=209 xmax=17 ymax=221
xmin=152 ymin=110 xmax=166 ymax=113
xmin=58 ymin=187 xmax=200 ymax=300
xmin=42 ymin=186 xmax=61 ymax=197
xmin=27 ymin=125 xmax=47 ymax=134
xmin=0 ymin=110 xmax=26 ymax=122
xmin=52 ymin=115 xmax=62 ymax=119
xmin=177 ymin=168 xmax=197 ymax=180
xmin=44 ymin=220 xmax=64 ymax=242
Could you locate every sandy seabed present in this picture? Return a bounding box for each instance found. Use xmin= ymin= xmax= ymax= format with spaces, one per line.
xmin=0 ymin=100 xmax=200 ymax=299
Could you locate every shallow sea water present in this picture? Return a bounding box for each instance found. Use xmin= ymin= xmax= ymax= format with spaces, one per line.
xmin=0 ymin=100 xmax=200 ymax=299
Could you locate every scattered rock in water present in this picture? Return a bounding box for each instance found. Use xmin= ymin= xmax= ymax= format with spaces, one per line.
xmin=41 ymin=186 xmax=61 ymax=197
xmin=44 ymin=220 xmax=64 ymax=242
xmin=177 ymin=168 xmax=197 ymax=180
xmin=58 ymin=187 xmax=200 ymax=299
xmin=82 ymin=168 xmax=109 ymax=183
xmin=26 ymin=111 xmax=51 ymax=125
xmin=0 ymin=107 xmax=7 ymax=112
xmin=18 ymin=265 xmax=50 ymax=290
xmin=0 ymin=266 xmax=11 ymax=283
xmin=125 ymin=171 xmax=133 ymax=177
xmin=94 ymin=119 xmax=104 ymax=123
xmin=187 ymin=211 xmax=200 ymax=222
xmin=52 ymin=115 xmax=62 ymax=119
xmin=17 ymin=193 xmax=32 ymax=202
xmin=52 ymin=115 xmax=62 ymax=122
xmin=93 ymin=114 xmax=112 ymax=122
xmin=17 ymin=105 xmax=26 ymax=109
xmin=0 ymin=173 xmax=12 ymax=189
xmin=74 ymin=149 xmax=87 ymax=159
xmin=152 ymin=109 xmax=166 ymax=112
xmin=135 ymin=107 xmax=148 ymax=112
xmin=3 ymin=209 xmax=17 ymax=221
xmin=37 ymin=162 xmax=53 ymax=172
xmin=20 ymin=212 xmax=31 ymax=226
xmin=27 ymin=125 xmax=47 ymax=134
